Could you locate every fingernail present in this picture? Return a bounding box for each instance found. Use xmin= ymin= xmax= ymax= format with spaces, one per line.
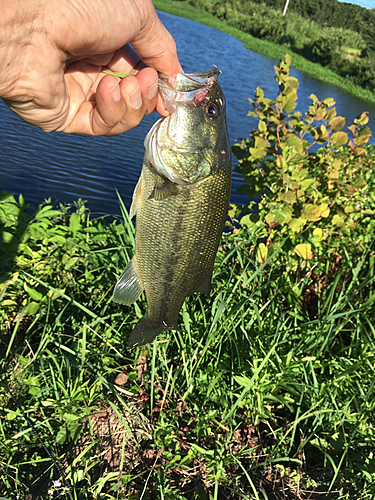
xmin=111 ymin=84 xmax=121 ymax=102
xmin=147 ymin=82 xmax=158 ymax=100
xmin=129 ymin=88 xmax=142 ymax=110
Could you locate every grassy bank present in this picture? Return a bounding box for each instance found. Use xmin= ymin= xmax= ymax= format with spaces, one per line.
xmin=153 ymin=0 xmax=375 ymax=106
xmin=0 ymin=188 xmax=375 ymax=499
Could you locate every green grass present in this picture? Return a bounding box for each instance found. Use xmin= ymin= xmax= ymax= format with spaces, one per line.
xmin=1 ymin=190 xmax=375 ymax=499
xmin=153 ymin=0 xmax=375 ymax=106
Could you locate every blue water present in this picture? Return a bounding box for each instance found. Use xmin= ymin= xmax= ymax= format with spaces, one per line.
xmin=0 ymin=10 xmax=374 ymax=215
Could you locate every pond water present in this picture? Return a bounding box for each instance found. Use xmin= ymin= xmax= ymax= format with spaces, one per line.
xmin=0 ymin=10 xmax=374 ymax=215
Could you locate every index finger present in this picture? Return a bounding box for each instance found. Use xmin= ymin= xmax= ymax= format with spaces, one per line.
xmin=131 ymin=2 xmax=183 ymax=76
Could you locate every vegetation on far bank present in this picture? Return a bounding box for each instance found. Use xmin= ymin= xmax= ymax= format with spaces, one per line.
xmin=246 ymin=0 xmax=375 ymax=54
xmin=153 ymin=0 xmax=375 ymax=106
xmin=1 ymin=57 xmax=375 ymax=499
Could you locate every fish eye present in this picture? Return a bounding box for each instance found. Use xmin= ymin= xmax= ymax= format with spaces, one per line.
xmin=205 ymin=101 xmax=219 ymax=119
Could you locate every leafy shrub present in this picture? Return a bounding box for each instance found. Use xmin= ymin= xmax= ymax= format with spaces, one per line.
xmin=232 ymin=54 xmax=375 ymax=271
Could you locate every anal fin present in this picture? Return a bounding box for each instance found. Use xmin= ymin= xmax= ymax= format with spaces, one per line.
xmin=112 ymin=257 xmax=144 ymax=305
xmin=195 ymin=266 xmax=214 ymax=296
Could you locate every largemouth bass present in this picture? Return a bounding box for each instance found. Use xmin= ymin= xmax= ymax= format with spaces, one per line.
xmin=112 ymin=68 xmax=232 ymax=348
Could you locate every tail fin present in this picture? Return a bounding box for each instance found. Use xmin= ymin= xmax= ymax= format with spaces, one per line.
xmin=128 ymin=315 xmax=178 ymax=349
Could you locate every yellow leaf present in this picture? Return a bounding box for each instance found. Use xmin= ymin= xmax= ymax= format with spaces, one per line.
xmin=257 ymin=243 xmax=268 ymax=264
xmin=288 ymin=218 xmax=305 ymax=234
xmin=331 ymin=131 xmax=348 ymax=148
xmin=354 ymin=126 xmax=371 ymax=146
xmin=279 ymin=191 xmax=296 ymax=204
xmin=294 ymin=243 xmax=313 ymax=259
xmin=332 ymin=214 xmax=345 ymax=227
xmin=2 ymin=300 xmax=18 ymax=306
xmin=329 ymin=116 xmax=345 ymax=131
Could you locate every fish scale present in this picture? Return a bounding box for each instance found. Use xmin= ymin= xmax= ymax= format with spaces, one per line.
xmin=112 ymin=69 xmax=232 ymax=348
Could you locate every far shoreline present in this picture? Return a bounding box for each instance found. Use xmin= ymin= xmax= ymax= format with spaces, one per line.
xmin=153 ymin=0 xmax=375 ymax=106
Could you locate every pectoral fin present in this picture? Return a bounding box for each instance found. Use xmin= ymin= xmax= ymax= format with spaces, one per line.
xmin=195 ymin=266 xmax=214 ymax=296
xmin=151 ymin=179 xmax=179 ymax=201
xmin=112 ymin=257 xmax=144 ymax=305
xmin=129 ymin=173 xmax=143 ymax=220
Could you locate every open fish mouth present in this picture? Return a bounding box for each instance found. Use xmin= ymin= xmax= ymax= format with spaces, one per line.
xmin=158 ymin=68 xmax=221 ymax=112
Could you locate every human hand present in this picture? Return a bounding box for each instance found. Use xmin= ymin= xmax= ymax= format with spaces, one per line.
xmin=0 ymin=0 xmax=183 ymax=135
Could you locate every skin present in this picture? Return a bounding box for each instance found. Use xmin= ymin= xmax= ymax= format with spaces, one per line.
xmin=0 ymin=0 xmax=183 ymax=135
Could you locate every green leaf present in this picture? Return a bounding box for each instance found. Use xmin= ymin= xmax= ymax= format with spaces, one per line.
xmin=250 ymin=147 xmax=266 ymax=159
xmin=301 ymin=204 xmax=329 ymax=221
xmin=352 ymin=177 xmax=367 ymax=189
xmin=285 ymin=76 xmax=299 ymax=89
xmin=266 ymin=205 xmax=293 ymax=225
xmin=240 ymin=214 xmax=257 ymax=229
xmin=288 ymin=217 xmax=305 ymax=234
xmin=64 ymin=256 xmax=79 ymax=270
xmin=323 ymin=97 xmax=335 ymax=107
xmin=255 ymin=136 xmax=268 ymax=149
xmin=34 ymin=208 xmax=61 ymax=220
xmin=258 ymin=120 xmax=267 ymax=133
xmin=283 ymin=89 xmax=298 ymax=114
xmin=6 ymin=410 xmax=20 ymax=421
xmin=1 ymin=299 xmax=18 ymax=306
xmin=24 ymin=301 xmax=41 ymax=315
xmin=2 ymin=230 xmax=14 ymax=244
xmin=354 ymin=112 xmax=369 ymax=126
xmin=25 ymin=284 xmax=43 ymax=301
xmin=49 ymin=234 xmax=67 ymax=243
xmin=279 ymin=191 xmax=296 ymax=204
xmin=255 ymin=86 xmax=264 ymax=99
xmin=56 ymin=427 xmax=67 ymax=445
xmin=63 ymin=413 xmax=81 ymax=421
xmin=103 ymin=70 xmax=133 ymax=78
xmin=299 ymin=178 xmax=315 ymax=190
xmin=311 ymin=228 xmax=324 ymax=246
xmin=69 ymin=213 xmax=82 ymax=234
xmin=285 ymin=135 xmax=304 ymax=152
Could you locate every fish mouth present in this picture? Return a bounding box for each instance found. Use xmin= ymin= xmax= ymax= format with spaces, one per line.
xmin=158 ymin=68 xmax=221 ymax=112
xmin=158 ymin=68 xmax=221 ymax=90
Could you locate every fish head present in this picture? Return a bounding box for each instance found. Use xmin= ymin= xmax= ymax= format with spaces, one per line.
xmin=145 ymin=69 xmax=230 ymax=185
